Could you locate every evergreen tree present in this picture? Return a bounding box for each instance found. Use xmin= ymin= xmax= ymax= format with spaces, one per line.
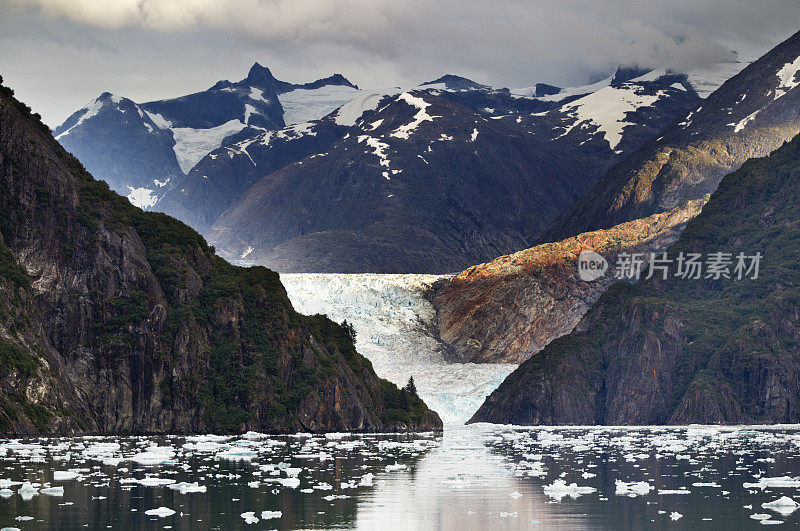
xmin=341 ymin=320 xmax=357 ymax=344
xmin=403 ymin=376 xmax=418 ymax=397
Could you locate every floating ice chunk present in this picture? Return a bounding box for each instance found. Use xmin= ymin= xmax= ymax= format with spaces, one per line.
xmin=130 ymin=446 xmax=175 ymax=466
xmin=543 ymin=479 xmax=596 ymax=502
xmin=0 ymin=489 xmax=13 ymax=498
xmin=144 ymin=507 xmax=176 ymax=518
xmin=762 ymin=496 xmax=800 ymax=516
xmin=385 ymin=462 xmax=407 ymax=472
xmin=182 ymin=441 xmax=222 ymax=453
xmin=279 ymin=478 xmax=300 ymax=489
xmin=14 ymin=517 xmax=32 ymax=521
xmin=18 ymin=482 xmax=38 ymax=500
xmin=441 ymin=479 xmax=471 ymax=489
xmin=751 ymin=514 xmax=773 ymax=520
xmin=509 ymin=491 xmax=523 ymax=499
xmin=284 ymin=468 xmax=302 ymax=477
xmin=499 ymin=512 xmax=518 ymax=518
xmin=670 ymin=512 xmax=683 ymax=521
xmin=323 ymin=494 xmax=349 ymax=501
xmin=692 ymin=482 xmax=722 ymax=488
xmin=744 ymin=477 xmax=800 ymax=489
xmin=142 ymin=477 xmax=175 ymax=487
xmin=241 ymin=512 xmax=259 ymax=524
xmin=359 ymin=473 xmax=374 ymax=487
xmin=615 ymin=480 xmax=653 ymax=497
xmin=216 ymin=448 xmax=258 ymax=461
xmin=40 ymin=486 xmax=64 ymax=496
xmin=167 ymin=482 xmax=206 ymax=494
xmin=83 ymin=442 xmax=121 ymax=457
xmin=261 ymin=510 xmax=282 ymax=520
xmin=658 ymin=489 xmax=691 ymax=495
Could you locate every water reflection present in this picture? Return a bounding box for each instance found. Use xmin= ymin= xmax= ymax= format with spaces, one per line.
xmin=2 ymin=425 xmax=800 ymax=529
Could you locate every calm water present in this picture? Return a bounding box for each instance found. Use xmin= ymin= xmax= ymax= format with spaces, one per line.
xmin=2 ymin=424 xmax=800 ymax=529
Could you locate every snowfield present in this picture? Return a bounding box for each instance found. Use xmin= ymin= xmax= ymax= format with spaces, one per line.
xmin=280 ymin=85 xmax=362 ymax=125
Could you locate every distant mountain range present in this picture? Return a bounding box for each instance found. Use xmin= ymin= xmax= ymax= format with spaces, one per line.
xmin=54 ymin=63 xmax=359 ymax=210
xmin=55 ymin=57 xmax=757 ymax=273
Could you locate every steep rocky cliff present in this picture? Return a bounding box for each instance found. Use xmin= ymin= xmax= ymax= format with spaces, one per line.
xmin=0 ymin=78 xmax=441 ymax=435
xmin=430 ymin=198 xmax=705 ymax=363
xmin=472 ymin=133 xmax=800 ymax=425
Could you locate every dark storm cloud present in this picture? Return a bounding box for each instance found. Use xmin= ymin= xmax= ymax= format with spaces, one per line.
xmin=0 ymin=0 xmax=797 ymax=126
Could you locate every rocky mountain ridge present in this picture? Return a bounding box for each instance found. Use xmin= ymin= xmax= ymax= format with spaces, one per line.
xmin=472 ymin=132 xmax=800 ymax=425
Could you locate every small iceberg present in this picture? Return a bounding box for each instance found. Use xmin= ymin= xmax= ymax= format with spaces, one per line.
xmin=144 ymin=507 xmax=176 ymax=518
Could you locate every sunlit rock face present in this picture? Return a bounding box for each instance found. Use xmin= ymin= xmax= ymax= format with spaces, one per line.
xmin=429 ymin=199 xmax=704 ymax=364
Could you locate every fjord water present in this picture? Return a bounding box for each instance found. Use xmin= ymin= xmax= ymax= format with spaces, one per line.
xmin=4 ymin=278 xmax=799 ymax=529
xmin=3 ymin=425 xmax=800 ymax=529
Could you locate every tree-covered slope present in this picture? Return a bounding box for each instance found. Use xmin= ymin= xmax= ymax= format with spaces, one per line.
xmin=0 ymin=77 xmax=441 ymax=435
xmin=472 ymin=132 xmax=800 ymax=425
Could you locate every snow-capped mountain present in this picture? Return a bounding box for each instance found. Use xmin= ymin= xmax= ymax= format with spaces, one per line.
xmin=540 ymin=28 xmax=800 ymax=243
xmin=54 ymin=63 xmax=358 ymax=209
xmin=205 ymin=89 xmax=591 ymax=273
xmin=173 ymin=68 xmax=697 ymax=273
xmin=158 ymin=116 xmax=348 ymax=232
xmin=54 ymin=92 xmax=184 ymax=209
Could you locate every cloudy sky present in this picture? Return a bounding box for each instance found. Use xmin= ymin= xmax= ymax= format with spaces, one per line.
xmin=1 ymin=0 xmax=798 ymax=127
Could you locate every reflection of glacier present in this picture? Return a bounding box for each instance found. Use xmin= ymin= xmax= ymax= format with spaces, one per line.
xmin=281 ymin=274 xmax=516 ymax=425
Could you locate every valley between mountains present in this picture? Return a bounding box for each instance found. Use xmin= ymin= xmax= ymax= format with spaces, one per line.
xmin=2 ymin=28 xmax=800 ymax=434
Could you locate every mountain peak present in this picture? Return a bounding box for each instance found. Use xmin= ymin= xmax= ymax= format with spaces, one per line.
xmin=299 ymin=73 xmax=359 ymax=91
xmin=611 ymin=65 xmax=652 ymax=85
xmin=421 ymin=75 xmax=491 ymax=91
xmin=246 ymin=62 xmax=278 ymax=84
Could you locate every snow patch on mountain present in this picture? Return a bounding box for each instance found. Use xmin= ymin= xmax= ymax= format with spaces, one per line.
xmin=556 ymin=82 xmax=665 ymax=149
xmin=248 ymin=87 xmax=271 ymax=104
xmin=280 ymin=85 xmax=362 ymax=125
xmin=733 ymin=110 xmax=761 ymax=133
xmin=281 ymin=273 xmax=517 ymax=424
xmin=126 ymin=186 xmax=158 ymax=209
xmin=55 ymin=97 xmax=105 ymax=140
xmin=529 ymin=75 xmax=614 ymax=102
xmin=389 ymin=93 xmax=438 ymax=139
xmin=144 ymin=110 xmax=172 ymax=129
xmin=243 ymin=104 xmax=257 ymax=125
xmin=172 ymin=119 xmax=247 ymax=172
xmin=775 ymin=56 xmax=800 ymax=100
xmin=358 ymin=135 xmax=391 ymax=177
xmin=334 ymin=92 xmax=394 ymax=127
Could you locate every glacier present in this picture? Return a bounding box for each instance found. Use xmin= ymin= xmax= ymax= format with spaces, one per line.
xmin=281 ymin=273 xmax=516 ymax=425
